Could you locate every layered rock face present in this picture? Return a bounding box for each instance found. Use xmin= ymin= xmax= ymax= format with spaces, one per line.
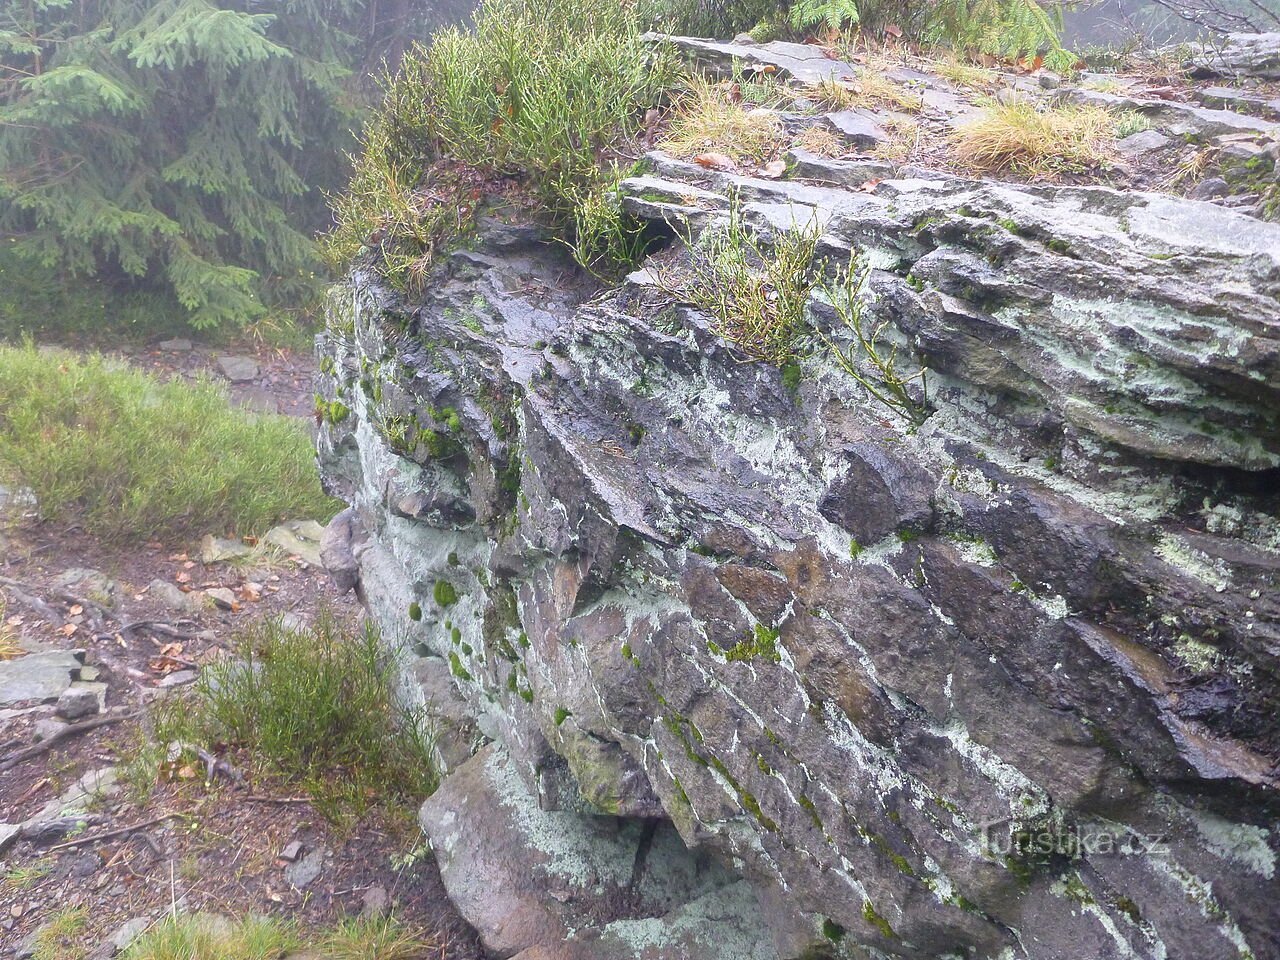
xmin=317 ymin=45 xmax=1280 ymax=960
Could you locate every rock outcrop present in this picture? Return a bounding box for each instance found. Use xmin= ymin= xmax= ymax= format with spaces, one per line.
xmin=317 ymin=37 xmax=1280 ymax=960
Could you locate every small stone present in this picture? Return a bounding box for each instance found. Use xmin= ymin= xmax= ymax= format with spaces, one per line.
xmin=22 ymin=816 xmax=94 ymax=845
xmin=199 ymin=535 xmax=253 ymax=564
xmin=1037 ymin=72 xmax=1061 ymax=89
xmin=0 ymin=822 xmax=19 ymax=855
xmin=205 ymin=588 xmax=238 ymax=611
xmin=147 ymin=579 xmax=202 ymax=615
xmin=821 ymin=110 xmax=888 ymax=149
xmin=360 ymin=884 xmax=391 ymax=919
xmin=1115 ymin=129 xmax=1171 ymax=157
xmin=55 ymin=568 xmax=118 ymax=607
xmin=284 ymin=846 xmax=324 ymax=889
xmin=55 ymin=684 xmax=101 ymax=720
xmin=33 ymin=717 xmax=68 ymax=743
xmin=263 ymin=525 xmax=323 ymax=566
xmin=157 ymin=670 xmax=197 ymax=688
xmin=280 ymin=840 xmax=305 ymax=861
xmin=157 ymin=338 xmax=193 ymax=352
xmin=1189 ymin=176 xmax=1230 ymax=200
xmin=108 ymin=917 xmax=151 ymax=955
xmin=215 ymin=355 xmax=259 ymax=382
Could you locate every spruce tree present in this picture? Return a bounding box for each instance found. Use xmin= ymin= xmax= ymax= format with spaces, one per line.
xmin=0 ymin=0 xmax=452 ymax=329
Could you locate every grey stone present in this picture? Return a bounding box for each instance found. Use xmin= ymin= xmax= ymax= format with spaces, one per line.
xmin=263 ymin=524 xmax=322 ymax=566
xmin=1066 ymin=86 xmax=1279 ymax=137
xmin=55 ymin=568 xmax=119 ymax=607
xmin=32 ymin=717 xmax=67 ymax=742
xmin=320 ymin=508 xmax=366 ymax=594
xmin=360 ymin=884 xmax=391 ymax=919
xmin=108 ymin=918 xmax=150 ymax=955
xmin=205 ymin=587 xmax=238 ymax=610
xmin=648 ymin=34 xmax=858 ymax=85
xmin=280 ymin=839 xmax=304 ymax=861
xmin=0 ymin=822 xmax=19 ymax=855
xmin=55 ymin=682 xmax=103 ymax=720
xmin=156 ymin=670 xmax=197 ymax=688
xmin=198 ymin=535 xmax=253 ymax=564
xmin=284 ymin=847 xmax=324 ymax=889
xmin=0 ymin=650 xmax=83 ymax=705
xmin=1190 ymin=175 xmax=1231 ymax=199
xmin=821 ymin=110 xmax=889 ymax=149
xmin=147 ymin=579 xmax=202 ymax=615
xmin=215 ymin=355 xmax=259 ymax=382
xmin=157 ymin=338 xmax=192 ymax=352
xmin=1115 ymin=128 xmax=1172 ymax=156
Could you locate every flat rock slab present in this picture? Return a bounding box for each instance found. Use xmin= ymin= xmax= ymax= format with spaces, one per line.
xmin=215 ymin=355 xmax=259 ymax=382
xmin=1067 ymin=87 xmax=1279 ymax=137
xmin=263 ymin=523 xmax=323 ymax=566
xmin=650 ymin=34 xmax=857 ymax=85
xmin=1116 ymin=129 xmax=1173 ymax=156
xmin=0 ymin=650 xmax=84 ymax=705
xmin=822 ymin=110 xmax=889 ymax=148
xmin=199 ymin=534 xmax=253 ymax=563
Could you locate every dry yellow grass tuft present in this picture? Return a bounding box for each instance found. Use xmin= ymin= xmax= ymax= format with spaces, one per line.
xmin=660 ymin=79 xmax=785 ymax=166
xmin=873 ymin=115 xmax=922 ymax=161
xmin=808 ymin=70 xmax=923 ymax=113
xmin=0 ymin=594 xmax=19 ymax=661
xmin=794 ymin=124 xmax=848 ymax=158
xmin=952 ymin=97 xmax=1117 ymax=176
xmin=933 ymin=55 xmax=999 ymax=90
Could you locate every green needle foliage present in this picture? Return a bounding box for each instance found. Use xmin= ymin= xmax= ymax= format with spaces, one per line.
xmin=326 ymin=0 xmax=681 ymax=288
xmin=0 ymin=344 xmax=338 ymax=542
xmin=0 ymin=0 xmax=451 ymax=331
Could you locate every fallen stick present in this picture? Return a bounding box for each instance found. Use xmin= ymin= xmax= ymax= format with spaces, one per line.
xmin=45 ymin=812 xmax=180 ymax=852
xmin=0 ymin=710 xmax=139 ymax=772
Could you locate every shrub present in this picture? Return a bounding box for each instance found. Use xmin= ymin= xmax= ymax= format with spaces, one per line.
xmin=656 ymin=200 xmax=820 ymax=363
xmin=0 ymin=344 xmax=337 ymax=543
xmin=196 ymin=612 xmax=439 ymax=821
xmin=326 ymin=0 xmax=680 ymax=287
xmin=952 ymin=97 xmax=1117 ymax=175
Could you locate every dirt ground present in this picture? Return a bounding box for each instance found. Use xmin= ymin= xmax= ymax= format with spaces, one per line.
xmin=0 ymin=343 xmax=483 ymax=959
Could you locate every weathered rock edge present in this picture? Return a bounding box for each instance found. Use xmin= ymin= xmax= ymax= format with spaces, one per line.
xmin=318 ymin=150 xmax=1280 ymax=960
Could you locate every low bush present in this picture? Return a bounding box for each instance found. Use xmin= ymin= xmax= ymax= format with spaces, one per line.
xmin=326 ymin=0 xmax=680 ymax=286
xmin=952 ymin=97 xmax=1117 ymax=175
xmin=135 ymin=613 xmax=440 ymax=823
xmin=0 ymin=344 xmax=337 ymax=543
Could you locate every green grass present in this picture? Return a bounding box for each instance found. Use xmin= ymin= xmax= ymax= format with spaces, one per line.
xmin=31 ymin=906 xmax=89 ymax=960
xmin=326 ymin=0 xmax=680 ymax=287
xmin=141 ymin=612 xmax=440 ymax=824
xmin=122 ymin=913 xmax=438 ymax=960
xmin=0 ymin=344 xmax=338 ymax=543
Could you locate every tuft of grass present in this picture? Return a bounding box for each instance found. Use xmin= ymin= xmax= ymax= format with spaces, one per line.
xmin=32 ymin=906 xmax=89 ymax=960
xmin=321 ymin=916 xmax=439 ymax=960
xmin=933 ymin=55 xmax=999 ymax=90
xmin=656 ymin=200 xmax=820 ymax=364
xmin=807 ymin=71 xmax=922 ymax=113
xmin=194 ymin=612 xmax=440 ymax=823
xmin=122 ymin=913 xmax=297 ymax=960
xmin=659 ymin=78 xmax=786 ymax=167
xmin=2 ymin=859 xmax=52 ymax=891
xmin=0 ymin=345 xmax=338 ymax=544
xmin=326 ymin=0 xmax=680 ymax=286
xmin=952 ymin=97 xmax=1117 ymax=176
xmin=0 ymin=593 xmax=19 ymax=660
xmin=1114 ymin=110 xmax=1152 ymax=139
xmin=794 ymin=124 xmax=849 ymax=158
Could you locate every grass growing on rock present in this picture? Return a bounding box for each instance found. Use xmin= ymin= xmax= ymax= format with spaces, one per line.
xmin=656 ymin=202 xmax=820 ymax=364
xmin=0 ymin=345 xmax=338 ymax=543
xmin=326 ymin=0 xmax=680 ymax=286
xmin=659 ymin=77 xmax=787 ymax=166
xmin=129 ymin=613 xmax=439 ymax=825
xmin=952 ymin=97 xmax=1117 ymax=175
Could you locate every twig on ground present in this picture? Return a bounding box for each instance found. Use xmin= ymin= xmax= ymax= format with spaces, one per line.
xmin=46 ymin=813 xmax=181 ymax=852
xmin=0 ymin=710 xmax=139 ymax=772
xmin=0 ymin=579 xmax=62 ymax=624
xmin=120 ymin=619 xmax=214 ymax=641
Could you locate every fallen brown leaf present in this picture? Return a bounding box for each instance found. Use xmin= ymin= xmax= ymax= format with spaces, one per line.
xmin=693 ymin=152 xmax=738 ymax=171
